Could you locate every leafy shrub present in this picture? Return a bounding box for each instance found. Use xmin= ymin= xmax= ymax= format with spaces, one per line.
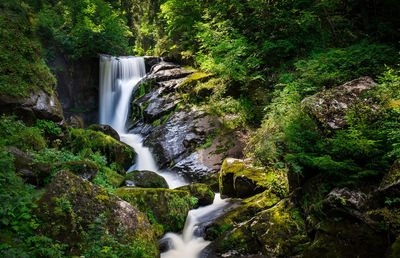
xmin=0 ymin=1 xmax=56 ymax=97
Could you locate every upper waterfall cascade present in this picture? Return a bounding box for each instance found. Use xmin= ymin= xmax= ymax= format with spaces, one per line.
xmin=99 ymin=55 xmax=146 ymax=133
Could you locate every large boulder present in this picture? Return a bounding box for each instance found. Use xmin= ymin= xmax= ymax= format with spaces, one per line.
xmin=66 ymin=114 xmax=86 ymax=129
xmin=124 ymin=170 xmax=169 ymax=188
xmin=88 ymin=124 xmax=120 ymax=141
xmin=0 ymin=90 xmax=64 ymax=125
xmin=175 ymin=183 xmax=215 ymax=207
xmin=115 ymin=187 xmax=198 ymax=237
xmin=55 ymin=160 xmax=99 ymax=181
xmin=35 ymin=170 xmax=158 ymax=256
xmin=219 ymin=158 xmax=288 ymax=199
xmin=207 ymin=199 xmax=308 ymax=257
xmin=302 ymin=76 xmax=377 ymax=130
xmin=69 ymin=128 xmax=136 ymax=172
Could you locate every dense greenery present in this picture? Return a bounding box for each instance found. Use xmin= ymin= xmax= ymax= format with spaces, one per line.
xmin=1 ymin=0 xmax=400 ymax=256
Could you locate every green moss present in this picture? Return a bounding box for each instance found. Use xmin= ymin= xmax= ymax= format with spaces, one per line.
xmin=115 ymin=187 xmax=198 ymax=237
xmin=68 ymin=128 xmax=136 ymax=172
xmin=176 ymin=183 xmax=215 ymax=207
xmin=0 ymin=3 xmax=55 ymax=98
xmin=152 ymin=119 xmax=161 ymax=127
xmin=178 ymin=71 xmax=212 ymax=93
xmin=219 ymin=159 xmax=288 ymax=198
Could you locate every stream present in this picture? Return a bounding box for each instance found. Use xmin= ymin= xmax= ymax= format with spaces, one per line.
xmin=98 ymin=55 xmax=230 ymax=257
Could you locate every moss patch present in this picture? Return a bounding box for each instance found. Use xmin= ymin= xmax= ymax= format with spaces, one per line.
xmin=115 ymin=187 xmax=198 ymax=237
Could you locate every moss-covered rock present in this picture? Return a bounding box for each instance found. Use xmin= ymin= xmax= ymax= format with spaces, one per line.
xmin=7 ymin=146 xmax=52 ymax=186
xmin=125 ymin=170 xmax=169 ymax=188
xmin=35 ymin=170 xmax=158 ymax=256
xmin=88 ymin=124 xmax=120 ymax=141
xmin=206 ymin=189 xmax=281 ymax=241
xmin=69 ymin=128 xmax=136 ymax=172
xmin=55 ymin=160 xmax=99 ymax=181
xmin=115 ymin=187 xmax=198 ymax=237
xmin=219 ymin=158 xmax=288 ymax=198
xmin=176 ymin=183 xmax=215 ymax=207
xmin=209 ymin=199 xmax=308 ymax=257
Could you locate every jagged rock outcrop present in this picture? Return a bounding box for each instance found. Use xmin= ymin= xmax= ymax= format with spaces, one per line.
xmin=36 ymin=170 xmax=158 ymax=256
xmin=302 ymin=76 xmax=377 ymax=130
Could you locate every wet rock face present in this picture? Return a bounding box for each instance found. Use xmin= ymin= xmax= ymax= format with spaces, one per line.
xmin=0 ymin=89 xmax=64 ymax=126
xmin=378 ymin=159 xmax=400 ymax=198
xmin=88 ymin=124 xmax=120 ymax=141
xmin=51 ymin=53 xmax=99 ymax=125
xmin=302 ymin=76 xmax=377 ymax=130
xmin=124 ymin=170 xmax=169 ymax=188
xmin=144 ymin=110 xmax=215 ymax=168
xmin=36 ymin=170 xmax=158 ymax=256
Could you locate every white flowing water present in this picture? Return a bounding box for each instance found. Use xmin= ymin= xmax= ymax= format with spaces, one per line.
xmin=161 ymin=194 xmax=230 ymax=258
xmin=99 ymin=55 xmax=229 ymax=258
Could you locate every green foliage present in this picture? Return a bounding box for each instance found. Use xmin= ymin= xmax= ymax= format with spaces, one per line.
xmin=35 ymin=0 xmax=131 ymax=60
xmin=81 ymin=214 xmax=151 ymax=258
xmin=281 ymin=42 xmax=397 ymax=97
xmin=36 ymin=119 xmax=62 ymax=135
xmin=0 ymin=116 xmax=46 ymax=151
xmin=0 ymin=0 xmax=56 ymax=97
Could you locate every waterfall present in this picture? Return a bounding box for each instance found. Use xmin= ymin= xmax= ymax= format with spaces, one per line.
xmin=99 ymin=55 xmax=146 ymax=133
xmin=99 ymin=55 xmax=230 ymax=258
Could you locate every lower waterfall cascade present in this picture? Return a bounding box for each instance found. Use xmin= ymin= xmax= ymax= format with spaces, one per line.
xmin=98 ymin=55 xmax=230 ymax=257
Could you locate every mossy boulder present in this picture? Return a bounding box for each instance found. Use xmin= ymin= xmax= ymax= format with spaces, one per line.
xmin=206 ymin=189 xmax=282 ymax=241
xmin=55 ymin=160 xmax=99 ymax=181
xmin=175 ymin=183 xmax=215 ymax=207
xmin=219 ymin=158 xmax=288 ymax=198
xmin=115 ymin=187 xmax=198 ymax=237
xmin=35 ymin=170 xmax=158 ymax=256
xmin=7 ymin=146 xmax=52 ymax=186
xmin=124 ymin=170 xmax=169 ymax=188
xmin=88 ymin=124 xmax=120 ymax=141
xmin=209 ymin=199 xmax=308 ymax=257
xmin=69 ymin=128 xmax=136 ymax=172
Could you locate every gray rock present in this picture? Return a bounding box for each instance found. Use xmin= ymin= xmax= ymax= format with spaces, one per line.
xmin=0 ymin=89 xmax=64 ymax=125
xmin=67 ymin=115 xmax=86 ymax=129
xmin=173 ymin=152 xmax=216 ymax=181
xmin=302 ymin=76 xmax=377 ymax=130
xmin=143 ymin=56 xmax=162 ymax=73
